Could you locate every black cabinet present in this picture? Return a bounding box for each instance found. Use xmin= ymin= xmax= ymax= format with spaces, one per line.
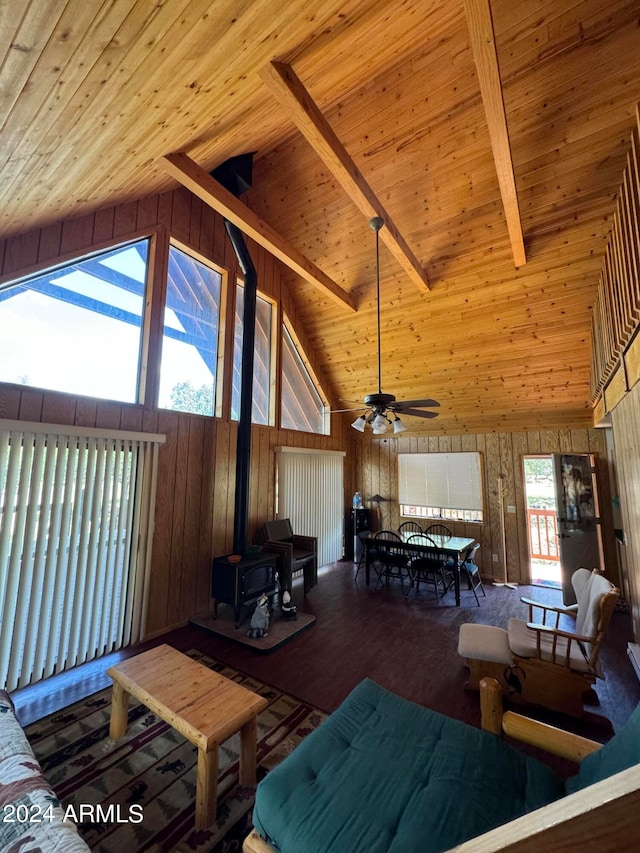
xmin=345 ymin=507 xmax=371 ymax=560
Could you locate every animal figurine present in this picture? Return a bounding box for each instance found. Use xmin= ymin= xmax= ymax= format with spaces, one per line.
xmin=281 ymin=589 xmax=297 ymax=621
xmin=247 ymin=594 xmax=270 ymax=638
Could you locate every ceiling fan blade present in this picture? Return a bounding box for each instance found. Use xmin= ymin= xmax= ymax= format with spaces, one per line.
xmin=324 ymin=406 xmax=367 ymax=414
xmin=398 ymin=407 xmax=440 ymax=419
xmin=394 ymin=398 xmax=440 ymax=408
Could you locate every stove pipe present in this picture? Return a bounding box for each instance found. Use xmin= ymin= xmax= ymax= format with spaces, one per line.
xmin=210 ymin=154 xmax=257 ymax=555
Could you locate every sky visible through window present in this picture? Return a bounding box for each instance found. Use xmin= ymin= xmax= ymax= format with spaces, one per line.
xmin=0 ymin=240 xmax=219 ymax=409
xmin=0 ymin=243 xmax=148 ymax=402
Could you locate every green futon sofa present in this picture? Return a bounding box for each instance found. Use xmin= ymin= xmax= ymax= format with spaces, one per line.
xmin=245 ymin=677 xmax=640 ymax=853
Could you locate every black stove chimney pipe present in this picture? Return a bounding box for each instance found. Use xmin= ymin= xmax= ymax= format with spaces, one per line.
xmin=225 ymin=221 xmax=256 ymax=555
xmin=210 ymin=153 xmax=257 ymax=556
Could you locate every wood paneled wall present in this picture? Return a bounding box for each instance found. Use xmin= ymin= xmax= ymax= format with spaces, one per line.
xmin=347 ymin=428 xmax=617 ymax=589
xmin=0 ymin=190 xmax=346 ymax=637
xmin=610 ymin=383 xmax=640 ymax=638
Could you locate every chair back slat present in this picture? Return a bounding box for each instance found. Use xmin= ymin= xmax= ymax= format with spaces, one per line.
xmin=424 ymin=523 xmax=452 ymax=540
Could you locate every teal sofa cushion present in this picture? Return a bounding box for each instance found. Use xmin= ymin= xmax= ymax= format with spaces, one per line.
xmin=565 ymin=700 xmax=640 ymax=795
xmin=252 ymin=678 xmax=564 ymax=853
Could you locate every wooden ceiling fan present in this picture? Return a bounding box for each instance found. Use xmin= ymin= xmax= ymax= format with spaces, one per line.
xmin=336 ymin=217 xmax=440 ymax=434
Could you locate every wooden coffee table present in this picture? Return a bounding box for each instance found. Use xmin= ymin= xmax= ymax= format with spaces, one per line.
xmin=107 ymin=644 xmax=268 ymax=829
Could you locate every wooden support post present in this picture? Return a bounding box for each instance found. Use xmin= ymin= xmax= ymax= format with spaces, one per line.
xmin=480 ymin=676 xmax=504 ymax=734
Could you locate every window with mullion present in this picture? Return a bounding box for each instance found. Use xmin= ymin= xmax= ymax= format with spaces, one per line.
xmin=158 ymin=243 xmax=223 ymax=416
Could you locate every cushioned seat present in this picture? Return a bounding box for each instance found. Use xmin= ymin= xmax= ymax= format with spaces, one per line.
xmin=507 ymin=616 xmax=591 ymax=671
xmin=506 ymin=568 xmax=614 ymax=677
xmin=252 ymin=678 xmax=564 ymax=853
xmin=459 ymin=568 xmax=619 ymax=716
xmin=255 ymin=518 xmax=318 ymax=594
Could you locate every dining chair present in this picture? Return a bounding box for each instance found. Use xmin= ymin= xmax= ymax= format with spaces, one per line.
xmin=373 ymin=530 xmax=412 ymax=594
xmin=457 ymin=542 xmax=485 ymax=605
xmin=353 ymin=529 xmax=372 ymax=585
xmin=423 ymin=523 xmax=455 ymax=585
xmin=406 ymin=534 xmax=449 ymax=602
xmin=398 ymin=520 xmax=423 ymax=536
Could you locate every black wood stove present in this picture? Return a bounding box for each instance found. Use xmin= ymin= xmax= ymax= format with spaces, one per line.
xmin=212 ymin=552 xmax=280 ymax=627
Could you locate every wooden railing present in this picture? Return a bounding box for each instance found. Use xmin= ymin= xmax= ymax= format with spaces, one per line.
xmin=590 ymin=102 xmax=640 ymax=406
xmin=528 ymin=508 xmax=559 ymax=561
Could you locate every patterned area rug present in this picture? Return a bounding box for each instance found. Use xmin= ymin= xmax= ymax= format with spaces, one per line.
xmin=26 ymin=650 xmax=327 ymax=853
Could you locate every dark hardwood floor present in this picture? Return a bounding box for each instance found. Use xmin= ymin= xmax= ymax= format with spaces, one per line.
xmin=13 ymin=562 xmax=640 ymax=747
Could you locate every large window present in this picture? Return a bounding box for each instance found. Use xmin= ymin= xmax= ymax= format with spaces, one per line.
xmin=231 ymin=284 xmax=274 ymax=425
xmin=0 ymin=239 xmax=149 ymax=403
xmin=398 ymin=452 xmax=484 ymax=522
xmin=281 ymin=324 xmax=328 ymax=434
xmin=158 ymin=243 xmax=223 ymax=416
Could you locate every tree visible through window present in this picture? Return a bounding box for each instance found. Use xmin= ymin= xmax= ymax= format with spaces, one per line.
xmin=0 ymin=239 xmax=149 ymax=403
xmin=281 ymin=324 xmax=327 ymax=434
xmin=158 ymin=243 xmax=223 ymax=416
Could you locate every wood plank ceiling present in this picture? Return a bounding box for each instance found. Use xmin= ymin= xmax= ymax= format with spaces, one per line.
xmin=1 ymin=0 xmax=640 ymax=434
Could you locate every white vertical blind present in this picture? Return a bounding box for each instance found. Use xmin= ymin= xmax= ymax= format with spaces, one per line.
xmin=398 ymin=452 xmax=484 ymax=511
xmin=275 ymin=447 xmax=345 ymax=567
xmin=0 ymin=420 xmax=164 ymax=691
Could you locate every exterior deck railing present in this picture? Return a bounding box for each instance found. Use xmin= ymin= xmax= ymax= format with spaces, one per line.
xmin=528 ymin=508 xmax=559 ymax=561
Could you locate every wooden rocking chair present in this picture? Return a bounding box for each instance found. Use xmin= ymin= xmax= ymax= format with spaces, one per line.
xmin=506 ymin=568 xmax=619 ymax=716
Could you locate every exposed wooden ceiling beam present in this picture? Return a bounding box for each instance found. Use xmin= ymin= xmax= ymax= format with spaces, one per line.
xmin=160 ymin=152 xmax=356 ymax=312
xmin=464 ymin=0 xmax=526 ymax=267
xmin=259 ymin=61 xmax=430 ymax=294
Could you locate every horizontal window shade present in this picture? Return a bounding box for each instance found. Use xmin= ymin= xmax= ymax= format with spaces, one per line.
xmin=398 ymin=452 xmax=483 ymax=512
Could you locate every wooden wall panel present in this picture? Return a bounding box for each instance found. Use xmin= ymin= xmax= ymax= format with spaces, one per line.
xmin=348 ymin=427 xmax=617 ymax=588
xmin=611 ymin=383 xmax=640 ymax=638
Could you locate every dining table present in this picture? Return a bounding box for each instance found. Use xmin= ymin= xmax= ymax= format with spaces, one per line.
xmin=362 ymin=532 xmax=477 ymax=606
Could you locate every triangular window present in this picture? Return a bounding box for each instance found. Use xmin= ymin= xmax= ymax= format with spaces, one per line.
xmin=281 ymin=322 xmax=328 ymax=434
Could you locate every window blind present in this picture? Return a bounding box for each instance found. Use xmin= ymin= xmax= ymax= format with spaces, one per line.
xmin=275 ymin=447 xmax=345 ymax=567
xmin=0 ymin=419 xmax=164 ymax=691
xmin=398 ymin=452 xmax=483 ymax=512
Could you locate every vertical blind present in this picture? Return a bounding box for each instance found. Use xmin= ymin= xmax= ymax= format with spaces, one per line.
xmin=275 ymin=447 xmax=345 ymax=567
xmin=398 ymin=452 xmax=484 ymax=511
xmin=0 ymin=420 xmax=164 ymax=691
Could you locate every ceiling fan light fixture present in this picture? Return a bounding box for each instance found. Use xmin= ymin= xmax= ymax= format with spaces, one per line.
xmin=340 ymin=216 xmax=439 ymax=432
xmin=393 ymin=415 xmax=407 ymax=434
